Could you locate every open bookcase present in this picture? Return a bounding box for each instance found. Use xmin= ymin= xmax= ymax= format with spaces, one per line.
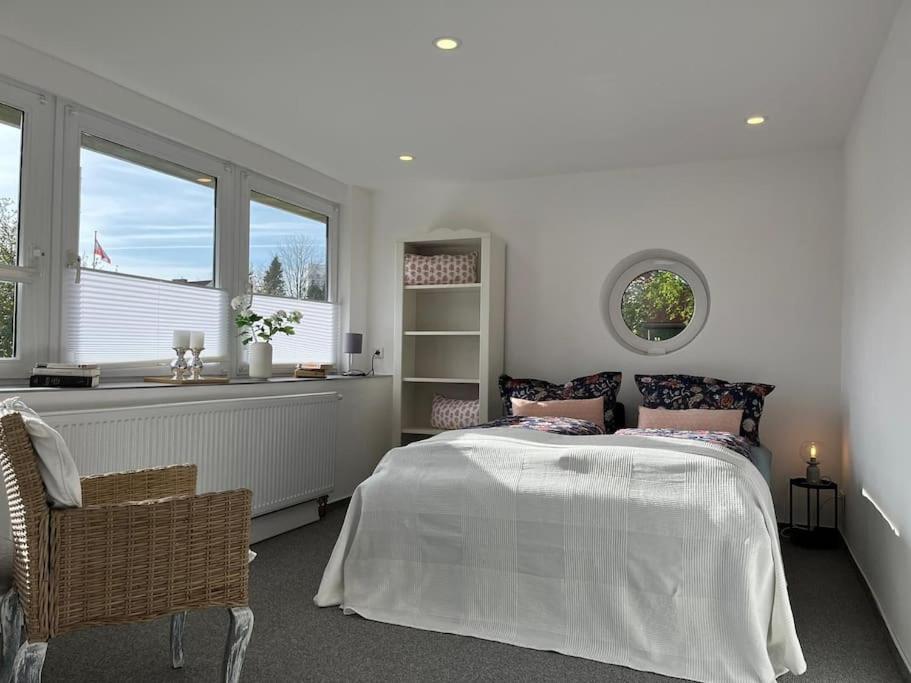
xmin=393 ymin=230 xmax=505 ymax=445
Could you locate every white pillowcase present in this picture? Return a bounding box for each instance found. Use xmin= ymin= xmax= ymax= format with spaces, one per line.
xmin=1 ymin=397 xmax=82 ymax=508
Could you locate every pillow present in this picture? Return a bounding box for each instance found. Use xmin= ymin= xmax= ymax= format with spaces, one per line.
xmin=499 ymin=371 xmax=622 ymax=432
xmin=637 ymin=407 xmax=743 ymax=434
xmin=635 ymin=374 xmax=774 ymax=444
xmin=403 ymin=252 xmax=479 ymax=286
xmin=431 ymin=395 xmax=480 ymax=430
xmin=511 ymin=397 xmax=605 ymax=431
xmin=0 ymin=397 xmax=82 ymax=508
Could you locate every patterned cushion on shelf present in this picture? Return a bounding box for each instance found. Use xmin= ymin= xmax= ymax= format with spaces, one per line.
xmin=430 ymin=395 xmax=481 ymax=430
xmin=634 ymin=374 xmax=774 ymax=445
xmin=499 ymin=371 xmax=623 ymax=433
xmin=475 ymin=415 xmax=605 ymax=436
xmin=403 ymin=252 xmax=479 ymax=286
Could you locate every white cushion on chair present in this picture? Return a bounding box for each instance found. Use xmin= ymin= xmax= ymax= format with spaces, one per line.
xmin=1 ymin=398 xmax=82 ymax=508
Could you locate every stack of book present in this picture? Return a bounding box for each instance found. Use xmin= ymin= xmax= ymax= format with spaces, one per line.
xmin=30 ymin=363 xmax=101 ymax=388
xmin=293 ymin=363 xmax=334 ymax=379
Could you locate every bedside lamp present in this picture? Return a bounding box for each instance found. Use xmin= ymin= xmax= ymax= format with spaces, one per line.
xmin=342 ymin=332 xmax=366 ymax=376
xmin=801 ymin=441 xmax=822 ymax=484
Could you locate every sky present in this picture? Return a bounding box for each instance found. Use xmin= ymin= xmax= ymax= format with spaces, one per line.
xmin=78 ymin=145 xmax=327 ymax=284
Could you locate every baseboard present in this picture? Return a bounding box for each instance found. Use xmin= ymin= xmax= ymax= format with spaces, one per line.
xmin=251 ymin=499 xmax=320 ymax=543
xmin=839 ymin=532 xmax=911 ymax=681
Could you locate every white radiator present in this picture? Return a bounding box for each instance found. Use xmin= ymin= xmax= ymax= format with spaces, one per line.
xmin=43 ymin=392 xmax=338 ymax=517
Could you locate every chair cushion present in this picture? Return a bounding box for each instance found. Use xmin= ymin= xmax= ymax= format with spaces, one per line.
xmin=1 ymin=398 xmax=82 ymax=508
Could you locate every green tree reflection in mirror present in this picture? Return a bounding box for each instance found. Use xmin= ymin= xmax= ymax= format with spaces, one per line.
xmin=620 ymin=269 xmax=695 ymax=342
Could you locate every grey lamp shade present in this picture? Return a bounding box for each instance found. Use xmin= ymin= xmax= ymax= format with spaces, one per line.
xmin=343 ymin=332 xmax=363 ymax=355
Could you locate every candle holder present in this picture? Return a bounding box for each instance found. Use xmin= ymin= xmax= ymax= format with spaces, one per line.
xmin=170 ymin=347 xmax=189 ymax=381
xmin=188 ymin=347 xmax=205 ymax=381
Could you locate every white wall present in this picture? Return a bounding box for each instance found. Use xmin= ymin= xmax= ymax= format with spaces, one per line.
xmin=843 ymin=0 xmax=911 ymax=666
xmin=369 ymin=150 xmax=845 ymax=516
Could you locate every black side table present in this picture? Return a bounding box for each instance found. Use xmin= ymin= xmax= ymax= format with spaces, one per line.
xmin=788 ymin=477 xmax=839 ymax=548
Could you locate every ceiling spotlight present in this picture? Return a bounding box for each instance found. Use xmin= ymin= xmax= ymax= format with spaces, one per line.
xmin=434 ymin=37 xmax=461 ymax=51
xmin=399 ymin=154 xmax=415 ymax=162
xmin=745 ymin=115 xmax=767 ymax=126
xmin=196 ymin=177 xmax=213 ymax=183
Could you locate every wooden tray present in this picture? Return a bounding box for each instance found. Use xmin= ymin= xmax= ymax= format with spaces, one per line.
xmin=143 ymin=376 xmax=231 ymax=385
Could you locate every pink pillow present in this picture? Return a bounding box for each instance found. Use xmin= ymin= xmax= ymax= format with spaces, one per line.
xmin=511 ymin=397 xmax=605 ymax=431
xmin=636 ymin=407 xmax=743 ymax=434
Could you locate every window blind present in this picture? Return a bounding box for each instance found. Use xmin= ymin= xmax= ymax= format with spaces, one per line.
xmin=250 ymin=294 xmax=337 ymax=365
xmin=64 ymin=269 xmax=228 ymax=365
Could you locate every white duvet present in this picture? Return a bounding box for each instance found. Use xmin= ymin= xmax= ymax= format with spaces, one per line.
xmin=315 ymin=428 xmax=806 ymax=682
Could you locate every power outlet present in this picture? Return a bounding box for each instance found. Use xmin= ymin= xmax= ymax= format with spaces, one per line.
xmin=373 ymin=347 xmax=384 ymax=360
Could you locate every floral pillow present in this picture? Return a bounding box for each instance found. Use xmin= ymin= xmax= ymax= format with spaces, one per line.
xmin=634 ymin=374 xmax=774 ymax=445
xmin=499 ymin=371 xmax=622 ymax=433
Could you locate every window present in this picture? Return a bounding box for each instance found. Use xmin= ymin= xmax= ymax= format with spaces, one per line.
xmin=0 ymin=80 xmax=343 ymax=379
xmin=249 ymin=191 xmax=328 ymax=301
xmin=606 ymin=253 xmax=709 ymax=355
xmin=244 ymin=176 xmax=337 ymax=367
xmin=79 ymin=134 xmax=217 ymax=283
xmin=0 ymin=81 xmax=53 ymax=378
xmin=0 ymin=102 xmax=23 ymax=359
xmin=61 ymin=110 xmax=231 ymax=369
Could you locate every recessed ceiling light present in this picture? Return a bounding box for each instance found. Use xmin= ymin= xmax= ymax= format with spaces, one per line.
xmin=399 ymin=154 xmax=415 ymax=162
xmin=434 ymin=37 xmax=461 ymax=51
xmin=196 ymin=177 xmax=213 ymax=183
xmin=745 ymin=115 xmax=767 ymax=126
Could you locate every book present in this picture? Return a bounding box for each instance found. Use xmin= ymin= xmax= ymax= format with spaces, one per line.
xmin=32 ymin=367 xmax=101 ymax=377
xmin=34 ymin=362 xmax=99 ymax=370
xmin=294 ymin=363 xmax=334 ymax=379
xmin=294 ymin=370 xmax=326 ymax=379
xmin=29 ymin=374 xmax=100 ymax=388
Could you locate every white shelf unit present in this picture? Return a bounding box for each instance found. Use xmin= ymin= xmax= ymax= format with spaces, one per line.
xmin=393 ymin=230 xmax=505 ymax=445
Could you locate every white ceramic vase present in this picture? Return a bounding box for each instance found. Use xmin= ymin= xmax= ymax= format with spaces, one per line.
xmin=248 ymin=341 xmax=273 ymax=379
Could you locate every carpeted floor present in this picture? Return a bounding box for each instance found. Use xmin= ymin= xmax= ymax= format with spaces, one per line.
xmin=29 ymin=502 xmax=906 ymax=682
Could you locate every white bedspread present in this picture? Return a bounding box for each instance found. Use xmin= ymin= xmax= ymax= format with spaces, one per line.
xmin=315 ymin=428 xmax=806 ymax=682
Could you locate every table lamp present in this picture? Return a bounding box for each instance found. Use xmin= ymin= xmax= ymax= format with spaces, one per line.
xmin=801 ymin=441 xmax=822 ymax=484
xmin=342 ymin=332 xmax=366 ymax=376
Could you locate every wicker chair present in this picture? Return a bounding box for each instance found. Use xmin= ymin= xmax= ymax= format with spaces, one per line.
xmin=0 ymin=413 xmax=254 ymax=683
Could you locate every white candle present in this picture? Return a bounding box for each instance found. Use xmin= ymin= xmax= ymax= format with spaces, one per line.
xmin=173 ymin=330 xmax=190 ymax=348
xmin=189 ymin=331 xmax=205 ymax=349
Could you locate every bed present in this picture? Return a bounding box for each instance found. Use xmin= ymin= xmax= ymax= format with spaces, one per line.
xmin=315 ymin=421 xmax=805 ymax=682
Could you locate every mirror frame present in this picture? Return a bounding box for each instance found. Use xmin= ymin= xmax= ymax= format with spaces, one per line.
xmin=607 ymin=255 xmax=709 ymax=355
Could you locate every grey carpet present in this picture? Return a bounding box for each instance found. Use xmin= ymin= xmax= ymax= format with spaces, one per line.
xmin=26 ymin=502 xmax=904 ymax=682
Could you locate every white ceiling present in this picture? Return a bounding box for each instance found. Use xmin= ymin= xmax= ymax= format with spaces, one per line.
xmin=1 ymin=0 xmax=901 ymax=187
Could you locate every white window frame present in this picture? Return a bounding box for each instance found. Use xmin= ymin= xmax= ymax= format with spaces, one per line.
xmin=238 ymin=170 xmax=339 ymax=375
xmin=56 ymin=104 xmax=238 ymax=376
xmin=0 ymin=79 xmax=54 ymax=379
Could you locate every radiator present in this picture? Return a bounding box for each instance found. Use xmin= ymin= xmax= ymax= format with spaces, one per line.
xmin=43 ymin=392 xmax=338 ymax=517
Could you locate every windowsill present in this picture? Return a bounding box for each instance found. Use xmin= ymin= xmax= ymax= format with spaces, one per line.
xmin=0 ymin=374 xmax=391 ymax=394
